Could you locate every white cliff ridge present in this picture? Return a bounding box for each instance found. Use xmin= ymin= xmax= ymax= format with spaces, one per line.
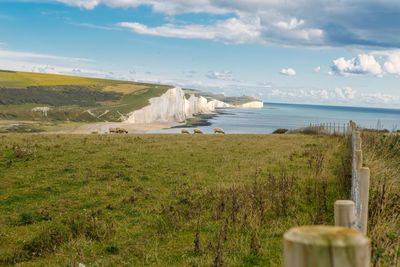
xmin=124 ymin=87 xmax=261 ymax=124
xmin=234 ymin=101 xmax=264 ymax=108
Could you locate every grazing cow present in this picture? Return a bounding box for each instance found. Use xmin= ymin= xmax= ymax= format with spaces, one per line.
xmin=213 ymin=127 xmax=225 ymax=134
xmin=181 ymin=129 xmax=190 ymax=134
xmin=193 ymin=129 xmax=204 ymax=134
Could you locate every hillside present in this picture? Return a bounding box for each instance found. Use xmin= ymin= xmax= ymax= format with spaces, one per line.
xmin=0 ymin=70 xmax=172 ymax=123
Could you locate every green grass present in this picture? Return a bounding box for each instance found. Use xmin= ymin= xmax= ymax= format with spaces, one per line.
xmin=0 ymin=70 xmax=121 ymax=88
xmin=361 ymin=132 xmax=400 ymax=266
xmin=0 ymin=134 xmax=348 ymax=266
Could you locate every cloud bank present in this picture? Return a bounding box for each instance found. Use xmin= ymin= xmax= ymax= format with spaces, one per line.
xmin=57 ymin=0 xmax=400 ymax=48
xmin=332 ymin=50 xmax=400 ymax=76
xmin=268 ymin=87 xmax=400 ymax=107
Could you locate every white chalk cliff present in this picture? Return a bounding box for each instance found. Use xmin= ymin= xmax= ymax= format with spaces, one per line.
xmin=234 ymin=101 xmax=264 ymax=108
xmin=124 ymin=87 xmax=261 ymax=124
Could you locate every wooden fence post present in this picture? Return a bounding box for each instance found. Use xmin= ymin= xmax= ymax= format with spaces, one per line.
xmin=355 ymin=131 xmax=362 ymax=150
xmin=335 ymin=200 xmax=355 ymax=228
xmin=284 ymin=225 xmax=370 ymax=267
xmin=359 ymin=167 xmax=370 ymax=235
xmin=355 ymin=150 xmax=363 ymax=171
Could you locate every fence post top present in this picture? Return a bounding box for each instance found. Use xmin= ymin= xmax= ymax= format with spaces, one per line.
xmin=284 ymin=225 xmax=370 ymax=247
xmin=359 ymin=167 xmax=370 ymax=174
xmin=335 ymin=200 xmax=355 ymax=206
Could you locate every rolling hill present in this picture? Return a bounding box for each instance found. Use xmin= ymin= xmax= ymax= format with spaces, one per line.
xmin=0 ymin=70 xmax=172 ymax=123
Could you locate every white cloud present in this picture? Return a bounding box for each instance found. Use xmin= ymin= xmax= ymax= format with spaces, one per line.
xmin=280 ymin=68 xmax=296 ymax=76
xmin=57 ymin=0 xmax=225 ymax=14
xmin=0 ymin=48 xmax=91 ymax=62
xmin=334 ymin=87 xmax=356 ymax=100
xmin=380 ymin=51 xmax=400 ymax=75
xmin=332 ymin=54 xmax=382 ymax=76
xmin=206 ymin=71 xmax=234 ymax=80
xmin=0 ymin=47 xmax=106 ymax=80
xmin=332 ymin=50 xmax=400 ymax=76
xmin=313 ymin=66 xmax=321 ymax=73
xmin=118 ymin=16 xmax=262 ymax=44
xmin=274 ymin=18 xmax=304 ymax=30
xmin=118 ymin=15 xmax=323 ymax=45
xmin=58 ymin=0 xmax=100 ymax=10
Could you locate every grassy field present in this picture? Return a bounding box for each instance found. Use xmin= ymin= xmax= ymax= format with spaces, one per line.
xmin=0 ymin=134 xmax=349 ymax=266
xmin=0 ymin=70 xmax=123 ymax=88
xmin=0 ymin=71 xmax=172 ymax=124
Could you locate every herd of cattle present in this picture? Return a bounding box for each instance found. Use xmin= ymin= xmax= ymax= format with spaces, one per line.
xmin=107 ymin=127 xmax=226 ymax=134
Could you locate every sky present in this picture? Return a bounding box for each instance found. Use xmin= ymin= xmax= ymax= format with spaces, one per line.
xmin=1 ymin=0 xmax=400 ymax=107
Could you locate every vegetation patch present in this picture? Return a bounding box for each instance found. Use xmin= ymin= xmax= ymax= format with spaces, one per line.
xmin=362 ymin=132 xmax=400 ymax=266
xmin=0 ymin=86 xmax=122 ymax=106
xmin=272 ymin=128 xmax=288 ymax=134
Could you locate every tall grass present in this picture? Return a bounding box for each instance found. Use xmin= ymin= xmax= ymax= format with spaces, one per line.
xmin=362 ymin=132 xmax=400 ymax=267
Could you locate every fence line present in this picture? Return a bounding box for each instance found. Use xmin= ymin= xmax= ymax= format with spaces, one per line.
xmin=291 ymin=121 xmax=350 ymax=135
xmin=283 ymin=120 xmax=371 ymax=266
xmin=348 ymin=121 xmax=370 ymax=234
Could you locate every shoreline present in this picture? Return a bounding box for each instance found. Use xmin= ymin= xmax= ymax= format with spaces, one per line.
xmin=171 ymin=109 xmax=232 ymax=129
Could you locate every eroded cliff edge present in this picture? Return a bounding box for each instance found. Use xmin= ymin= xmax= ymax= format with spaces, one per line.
xmin=124 ymin=87 xmax=263 ymax=124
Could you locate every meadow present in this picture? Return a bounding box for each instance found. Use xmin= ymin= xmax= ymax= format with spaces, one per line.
xmin=0 ymin=134 xmax=349 ymax=266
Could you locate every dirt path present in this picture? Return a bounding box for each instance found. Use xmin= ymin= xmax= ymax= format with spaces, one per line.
xmin=57 ymin=122 xmax=179 ymax=134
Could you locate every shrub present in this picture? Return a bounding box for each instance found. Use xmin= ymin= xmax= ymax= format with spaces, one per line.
xmin=272 ymin=128 xmax=288 ymax=134
xmin=19 ymin=212 xmax=34 ymax=225
xmin=105 ymin=244 xmax=119 ymax=255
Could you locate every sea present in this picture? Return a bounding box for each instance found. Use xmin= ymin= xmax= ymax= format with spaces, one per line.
xmin=154 ymin=102 xmax=400 ymax=134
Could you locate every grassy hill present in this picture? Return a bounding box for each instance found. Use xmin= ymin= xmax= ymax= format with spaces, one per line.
xmin=0 ymin=70 xmax=172 ymax=124
xmin=0 ymin=134 xmax=348 ymax=266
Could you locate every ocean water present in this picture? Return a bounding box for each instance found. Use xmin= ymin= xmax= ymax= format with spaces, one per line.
xmin=155 ymin=102 xmax=400 ymax=134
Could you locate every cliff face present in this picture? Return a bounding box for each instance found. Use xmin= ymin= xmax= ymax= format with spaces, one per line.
xmin=124 ymin=87 xmax=261 ymax=124
xmin=234 ymin=101 xmax=264 ymax=108
xmin=125 ymin=87 xmax=229 ymax=124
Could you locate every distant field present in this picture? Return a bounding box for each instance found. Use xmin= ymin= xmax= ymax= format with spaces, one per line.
xmin=0 ymin=134 xmax=348 ymax=266
xmin=0 ymin=70 xmax=121 ymax=88
xmin=0 ymin=70 xmax=172 ymax=124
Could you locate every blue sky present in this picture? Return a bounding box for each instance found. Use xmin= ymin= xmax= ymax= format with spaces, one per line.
xmin=1 ymin=0 xmax=400 ymax=107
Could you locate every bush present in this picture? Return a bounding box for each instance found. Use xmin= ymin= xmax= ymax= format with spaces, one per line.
xmin=272 ymin=128 xmax=288 ymax=134
xmin=19 ymin=212 xmax=34 ymax=225
xmin=105 ymin=244 xmax=119 ymax=255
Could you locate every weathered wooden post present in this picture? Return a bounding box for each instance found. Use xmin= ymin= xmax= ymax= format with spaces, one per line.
xmin=355 ymin=131 xmax=362 ymax=150
xmin=355 ymin=150 xmax=363 ymax=171
xmin=284 ymin=226 xmax=370 ymax=267
xmin=335 ymin=200 xmax=356 ymax=228
xmin=359 ymin=167 xmax=370 ymax=235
